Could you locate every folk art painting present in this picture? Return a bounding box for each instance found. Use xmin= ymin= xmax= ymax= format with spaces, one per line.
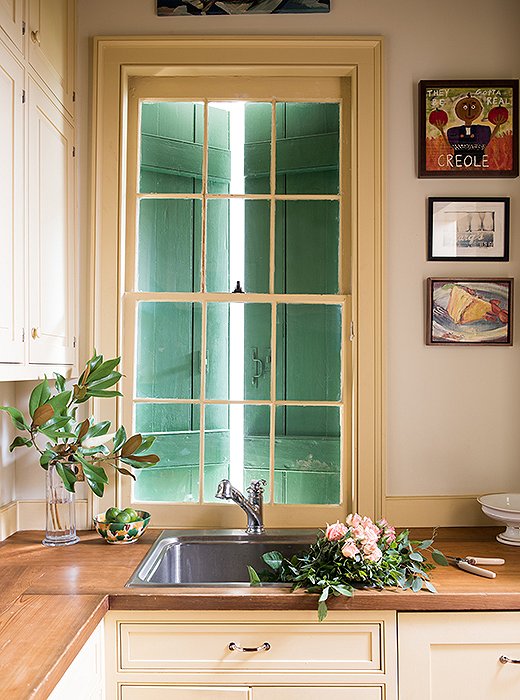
xmin=419 ymin=80 xmax=518 ymax=178
xmin=427 ymin=279 xmax=513 ymax=346
xmin=157 ymin=0 xmax=330 ymax=15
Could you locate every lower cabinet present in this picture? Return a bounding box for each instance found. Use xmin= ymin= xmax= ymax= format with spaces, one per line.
xmin=105 ymin=610 xmax=397 ymax=700
xmin=398 ymin=612 xmax=520 ymax=700
xmin=49 ymin=620 xmax=105 ymax=700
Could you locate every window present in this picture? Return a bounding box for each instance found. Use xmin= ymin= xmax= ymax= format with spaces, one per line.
xmin=121 ymin=77 xmax=350 ymax=526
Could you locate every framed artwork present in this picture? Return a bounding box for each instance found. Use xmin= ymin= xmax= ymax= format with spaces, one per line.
xmin=428 ymin=197 xmax=510 ymax=261
xmin=427 ymin=278 xmax=513 ymax=346
xmin=419 ymin=80 xmax=518 ymax=178
xmin=156 ymin=0 xmax=330 ymax=15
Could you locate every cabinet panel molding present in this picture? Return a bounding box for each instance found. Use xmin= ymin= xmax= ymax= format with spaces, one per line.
xmin=0 ymin=0 xmax=24 ymax=54
xmin=121 ymin=687 xmax=250 ymax=700
xmin=253 ymin=688 xmax=382 ymax=700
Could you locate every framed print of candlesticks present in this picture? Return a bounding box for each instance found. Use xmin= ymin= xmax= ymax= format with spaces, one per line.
xmin=428 ymin=197 xmax=510 ymax=262
xmin=419 ymin=80 xmax=518 ymax=178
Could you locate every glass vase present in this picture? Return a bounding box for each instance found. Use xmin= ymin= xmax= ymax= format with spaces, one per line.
xmin=42 ymin=463 xmax=80 ymax=546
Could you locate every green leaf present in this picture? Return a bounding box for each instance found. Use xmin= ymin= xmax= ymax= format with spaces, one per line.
xmin=41 ymin=416 xmax=72 ymax=431
xmin=121 ymin=434 xmax=142 ymax=457
xmin=411 ymin=577 xmax=424 ymax=593
xmin=75 ymin=453 xmax=109 ymax=483
xmin=84 ymin=473 xmax=104 ymax=497
xmin=248 ymin=566 xmax=261 ymax=586
xmin=262 ymin=551 xmax=284 ymax=571
xmin=424 ymin=580 xmax=437 ymax=594
xmin=409 ymin=552 xmax=424 ymax=562
xmin=86 ymin=389 xmax=122 ymax=399
xmin=331 ymin=583 xmax=353 ymax=597
xmin=54 ymin=373 xmax=66 ymax=393
xmin=318 ymin=601 xmax=328 ymax=622
xmin=418 ymin=539 xmax=434 ymax=549
xmin=113 ymin=426 xmax=127 ymax=452
xmin=87 ymin=372 xmax=122 ymax=391
xmin=39 ymin=428 xmax=76 ymax=440
xmin=120 ymin=456 xmax=157 ymax=469
xmin=32 ymin=403 xmax=54 ymax=427
xmin=40 ymin=449 xmax=57 ymax=468
xmin=0 ymin=406 xmax=29 ymax=431
xmin=85 ymin=357 xmax=120 ymax=384
xmin=85 ymin=420 xmax=111 ymax=439
xmin=432 ymin=550 xmax=449 ymax=566
xmin=133 ymin=435 xmax=156 ymax=454
xmin=55 ymin=463 xmax=77 ymax=492
xmin=9 ymin=436 xmax=33 ymax=451
xmin=318 ymin=586 xmax=330 ymax=603
xmin=49 ymin=391 xmax=72 ymax=415
xmin=29 ymin=378 xmax=51 ymax=418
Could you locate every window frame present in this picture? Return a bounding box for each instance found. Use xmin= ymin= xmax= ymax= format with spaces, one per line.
xmin=91 ymin=36 xmax=384 ymax=527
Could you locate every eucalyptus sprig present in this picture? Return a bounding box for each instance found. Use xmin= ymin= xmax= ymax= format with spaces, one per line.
xmin=0 ymin=351 xmax=160 ymax=496
xmin=249 ymin=516 xmax=449 ymax=621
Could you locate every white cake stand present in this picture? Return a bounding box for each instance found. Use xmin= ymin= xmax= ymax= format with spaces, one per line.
xmin=478 ymin=493 xmax=520 ymax=546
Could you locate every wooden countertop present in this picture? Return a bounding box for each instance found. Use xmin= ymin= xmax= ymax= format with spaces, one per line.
xmin=1 ymin=526 xmax=520 ymax=698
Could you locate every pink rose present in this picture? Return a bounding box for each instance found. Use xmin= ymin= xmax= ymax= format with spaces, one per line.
xmin=325 ymin=521 xmax=348 ymax=541
xmin=377 ymin=518 xmax=396 ymax=544
xmin=346 ymin=513 xmax=362 ymax=528
xmin=341 ymin=539 xmax=359 ymax=558
xmin=363 ymin=541 xmax=383 ymax=562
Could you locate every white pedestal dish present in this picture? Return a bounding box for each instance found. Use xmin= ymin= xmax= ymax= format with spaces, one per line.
xmin=478 ymin=493 xmax=520 ymax=546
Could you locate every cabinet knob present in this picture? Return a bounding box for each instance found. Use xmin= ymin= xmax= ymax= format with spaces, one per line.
xmin=228 ymin=642 xmax=271 ymax=653
xmin=30 ymin=29 xmax=40 ymax=45
xmin=31 ymin=327 xmax=40 ymax=339
xmin=499 ymin=655 xmax=520 ymax=664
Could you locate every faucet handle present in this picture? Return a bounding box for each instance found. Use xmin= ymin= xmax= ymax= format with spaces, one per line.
xmin=247 ymin=479 xmax=267 ymax=497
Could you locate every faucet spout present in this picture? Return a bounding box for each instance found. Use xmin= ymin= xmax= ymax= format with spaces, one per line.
xmin=215 ymin=479 xmax=266 ymax=534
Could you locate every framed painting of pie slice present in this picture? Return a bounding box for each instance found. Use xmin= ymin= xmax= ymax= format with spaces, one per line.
xmin=426 ymin=278 xmax=514 ymax=346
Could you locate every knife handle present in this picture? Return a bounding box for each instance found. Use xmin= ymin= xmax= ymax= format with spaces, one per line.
xmin=457 ymin=560 xmax=496 ymax=578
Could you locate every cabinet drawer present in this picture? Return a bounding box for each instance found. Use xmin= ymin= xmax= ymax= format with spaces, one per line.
xmin=253 ymin=688 xmax=382 ymax=699
xmin=399 ymin=612 xmax=520 ymax=700
xmin=119 ymin=621 xmax=383 ymax=673
xmin=121 ymin=688 xmax=249 ymax=700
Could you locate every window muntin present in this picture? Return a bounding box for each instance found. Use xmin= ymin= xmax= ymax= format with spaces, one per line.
xmin=129 ymin=94 xmax=346 ymax=509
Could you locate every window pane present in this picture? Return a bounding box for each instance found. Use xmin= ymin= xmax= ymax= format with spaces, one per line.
xmin=206 ymin=303 xmax=271 ymax=401
xmin=275 ymin=406 xmax=340 ymax=504
xmin=207 ymin=102 xmax=271 ymax=195
xmin=275 ymin=200 xmax=339 ymax=294
xmin=206 ymin=199 xmax=270 ymax=293
xmin=276 ymin=102 xmax=339 ymax=195
xmin=276 ymin=304 xmax=341 ymax=401
xmin=137 ymin=199 xmax=201 ymax=292
xmin=134 ymin=403 xmax=200 ymax=503
xmin=136 ymin=302 xmax=201 ymax=399
xmin=204 ymin=404 xmax=270 ymax=503
xmin=140 ymin=102 xmax=203 ymax=194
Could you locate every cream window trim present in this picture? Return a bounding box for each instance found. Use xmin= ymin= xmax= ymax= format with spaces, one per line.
xmin=91 ymin=36 xmax=384 ymax=525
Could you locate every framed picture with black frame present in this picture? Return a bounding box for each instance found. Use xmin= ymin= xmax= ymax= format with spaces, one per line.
xmin=428 ymin=197 xmax=510 ymax=262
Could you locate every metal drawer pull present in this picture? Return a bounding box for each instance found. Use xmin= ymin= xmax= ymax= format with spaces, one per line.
xmin=499 ymin=656 xmax=520 ymax=664
xmin=228 ymin=641 xmax=271 ymax=653
xmin=31 ymin=29 xmax=40 ymax=44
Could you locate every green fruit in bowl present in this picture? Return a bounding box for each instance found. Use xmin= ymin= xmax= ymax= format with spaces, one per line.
xmin=113 ymin=511 xmax=132 ymax=524
xmin=105 ymin=507 xmax=121 ymax=523
xmin=122 ymin=507 xmax=139 ymax=521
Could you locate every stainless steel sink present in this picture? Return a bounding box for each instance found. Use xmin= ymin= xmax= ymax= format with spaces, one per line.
xmin=126 ymin=529 xmax=317 ymax=587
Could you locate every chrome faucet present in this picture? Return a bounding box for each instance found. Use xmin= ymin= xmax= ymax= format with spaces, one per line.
xmin=215 ymin=478 xmax=266 ymax=534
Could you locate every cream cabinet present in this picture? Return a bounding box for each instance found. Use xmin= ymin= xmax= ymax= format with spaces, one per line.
xmin=49 ymin=620 xmax=105 ymax=700
xmin=28 ymin=76 xmax=75 ymax=365
xmin=398 ymin=612 xmax=520 ymax=700
xmin=28 ymin=0 xmax=75 ymax=115
xmin=0 ymin=40 xmax=24 ymax=363
xmin=0 ymin=0 xmax=24 ymax=54
xmin=105 ymin=610 xmax=397 ymax=700
xmin=0 ymin=0 xmax=77 ymax=378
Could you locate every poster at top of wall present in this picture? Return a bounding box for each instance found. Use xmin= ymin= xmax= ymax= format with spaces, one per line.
xmin=157 ymin=0 xmax=330 ymax=15
xmin=419 ymin=80 xmax=519 ymax=178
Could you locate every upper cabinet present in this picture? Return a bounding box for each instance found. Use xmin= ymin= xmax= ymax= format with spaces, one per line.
xmin=0 ymin=0 xmax=77 ymax=379
xmin=0 ymin=0 xmax=24 ymax=55
xmin=28 ymin=0 xmax=74 ymax=116
xmin=0 ymin=42 xmax=24 ymax=363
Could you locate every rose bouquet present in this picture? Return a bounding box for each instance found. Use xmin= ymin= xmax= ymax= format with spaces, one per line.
xmin=248 ymin=514 xmax=448 ymax=620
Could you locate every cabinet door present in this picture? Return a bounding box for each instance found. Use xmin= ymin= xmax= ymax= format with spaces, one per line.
xmin=121 ymin=688 xmax=250 ymax=700
xmin=399 ymin=612 xmax=520 ymax=700
xmin=28 ymin=77 xmax=75 ymax=365
xmin=28 ymin=0 xmax=74 ymax=115
xmin=0 ymin=0 xmax=24 ymax=54
xmin=253 ymin=689 xmax=381 ymax=700
xmin=0 ymin=42 xmax=24 ymax=362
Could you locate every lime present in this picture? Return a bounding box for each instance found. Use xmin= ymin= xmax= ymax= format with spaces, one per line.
xmin=122 ymin=507 xmax=139 ymax=522
xmin=105 ymin=507 xmax=121 ymax=523
xmin=113 ymin=511 xmax=132 ymax=524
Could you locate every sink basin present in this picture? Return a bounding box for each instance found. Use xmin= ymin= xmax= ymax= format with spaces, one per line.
xmin=126 ymin=529 xmax=317 ymax=587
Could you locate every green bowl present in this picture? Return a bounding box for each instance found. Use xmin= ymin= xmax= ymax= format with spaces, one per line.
xmin=93 ymin=510 xmax=151 ymax=544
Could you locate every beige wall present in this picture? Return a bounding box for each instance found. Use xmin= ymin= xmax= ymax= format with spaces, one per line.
xmin=0 ymin=384 xmax=16 ymax=507
xmin=4 ymin=0 xmax=518 ymax=517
